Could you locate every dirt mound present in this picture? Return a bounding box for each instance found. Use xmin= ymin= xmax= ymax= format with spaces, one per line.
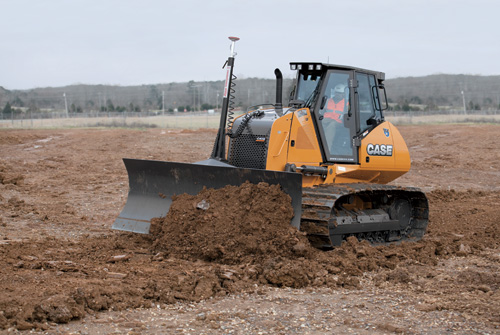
xmin=150 ymin=182 xmax=313 ymax=264
xmin=0 ymin=162 xmax=24 ymax=186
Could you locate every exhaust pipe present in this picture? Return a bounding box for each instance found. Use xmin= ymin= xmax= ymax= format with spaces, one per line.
xmin=274 ymin=68 xmax=283 ymax=116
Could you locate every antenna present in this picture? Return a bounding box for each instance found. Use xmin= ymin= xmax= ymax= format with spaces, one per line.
xmin=228 ymin=36 xmax=240 ymax=58
xmin=211 ymin=36 xmax=240 ymax=161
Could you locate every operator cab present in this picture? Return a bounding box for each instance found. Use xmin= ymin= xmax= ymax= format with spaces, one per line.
xmin=290 ymin=62 xmax=388 ymax=164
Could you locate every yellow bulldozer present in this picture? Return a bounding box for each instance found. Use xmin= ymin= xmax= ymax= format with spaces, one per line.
xmin=113 ymin=37 xmax=429 ymax=249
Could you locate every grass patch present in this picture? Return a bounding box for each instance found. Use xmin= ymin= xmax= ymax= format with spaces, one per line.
xmin=86 ymin=121 xmax=158 ymax=129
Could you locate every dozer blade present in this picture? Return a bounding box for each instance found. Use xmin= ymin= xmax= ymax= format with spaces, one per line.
xmin=112 ymin=158 xmax=303 ymax=234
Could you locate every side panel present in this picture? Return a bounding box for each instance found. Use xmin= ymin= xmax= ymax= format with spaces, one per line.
xmin=327 ymin=122 xmax=410 ymax=184
xmin=265 ymin=108 xmax=328 ymax=187
xmin=265 ymin=112 xmax=294 ymax=171
xmin=227 ymin=112 xmax=276 ymax=169
xmin=388 ymin=123 xmax=411 ymax=172
xmin=287 ymin=108 xmax=323 ymax=166
xmin=356 ymin=121 xmax=410 ymax=183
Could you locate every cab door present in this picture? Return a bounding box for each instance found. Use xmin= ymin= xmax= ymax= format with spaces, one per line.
xmin=356 ymin=72 xmax=382 ymax=134
xmin=315 ymin=70 xmax=358 ymax=163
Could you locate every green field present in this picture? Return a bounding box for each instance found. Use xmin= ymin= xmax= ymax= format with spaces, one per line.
xmin=1 ymin=111 xmax=499 ymax=130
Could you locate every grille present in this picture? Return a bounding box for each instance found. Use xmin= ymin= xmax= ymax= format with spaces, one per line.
xmin=228 ymin=134 xmax=268 ymax=169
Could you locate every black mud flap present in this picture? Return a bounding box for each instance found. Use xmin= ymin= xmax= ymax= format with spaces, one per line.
xmin=112 ymin=159 xmax=303 ymax=234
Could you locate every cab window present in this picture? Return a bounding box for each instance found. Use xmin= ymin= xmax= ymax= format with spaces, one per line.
xmin=296 ymin=73 xmax=320 ymax=102
xmin=357 ymin=73 xmax=376 ymax=133
xmin=369 ymin=75 xmax=383 ymax=120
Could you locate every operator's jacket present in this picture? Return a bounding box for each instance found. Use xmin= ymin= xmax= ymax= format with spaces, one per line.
xmin=324 ymin=99 xmax=345 ymax=123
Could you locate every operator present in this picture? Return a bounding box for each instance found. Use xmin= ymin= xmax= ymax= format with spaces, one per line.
xmin=324 ymin=84 xmax=347 ymax=122
xmin=321 ymin=83 xmax=351 ymax=155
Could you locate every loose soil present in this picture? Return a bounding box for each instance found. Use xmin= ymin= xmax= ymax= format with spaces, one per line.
xmin=0 ymin=125 xmax=499 ymax=334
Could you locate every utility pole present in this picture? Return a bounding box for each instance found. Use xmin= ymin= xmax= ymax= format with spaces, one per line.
xmin=162 ymin=91 xmax=165 ymax=115
xmin=63 ymin=93 xmax=69 ymax=117
xmin=461 ymin=90 xmax=467 ymax=115
xmin=191 ymin=85 xmax=200 ymax=112
xmin=205 ymin=82 xmax=209 ymax=108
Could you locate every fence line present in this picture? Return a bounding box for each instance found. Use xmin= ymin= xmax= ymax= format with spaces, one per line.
xmin=0 ymin=110 xmax=499 ymax=129
xmin=385 ymin=110 xmax=500 ymax=125
xmin=0 ymin=111 xmax=222 ymax=129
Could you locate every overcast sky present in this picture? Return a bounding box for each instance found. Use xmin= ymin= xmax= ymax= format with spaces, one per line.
xmin=1 ymin=0 xmax=499 ymax=90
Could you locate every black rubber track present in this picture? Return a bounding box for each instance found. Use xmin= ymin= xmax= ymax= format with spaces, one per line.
xmin=300 ymin=183 xmax=429 ymax=249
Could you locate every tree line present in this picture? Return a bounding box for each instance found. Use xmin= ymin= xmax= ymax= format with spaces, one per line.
xmin=1 ymin=74 xmax=499 ymax=115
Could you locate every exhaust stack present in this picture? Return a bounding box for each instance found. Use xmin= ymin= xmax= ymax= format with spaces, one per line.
xmin=274 ymin=68 xmax=283 ymax=116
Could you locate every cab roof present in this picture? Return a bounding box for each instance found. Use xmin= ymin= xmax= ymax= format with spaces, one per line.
xmin=290 ymin=62 xmax=385 ymax=82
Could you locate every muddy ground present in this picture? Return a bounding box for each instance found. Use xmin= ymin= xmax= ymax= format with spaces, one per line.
xmin=0 ymin=124 xmax=499 ymax=334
